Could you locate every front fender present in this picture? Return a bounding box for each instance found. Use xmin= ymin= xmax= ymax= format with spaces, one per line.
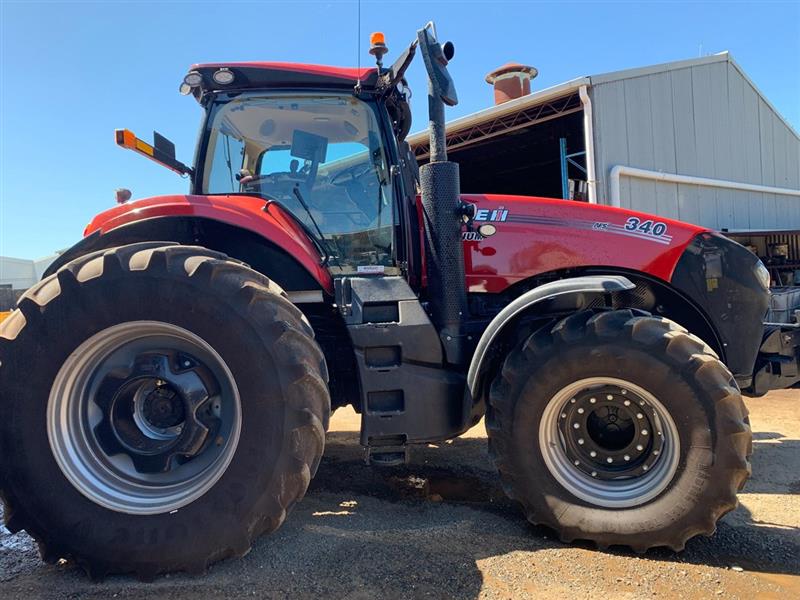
xmin=466 ymin=275 xmax=635 ymax=409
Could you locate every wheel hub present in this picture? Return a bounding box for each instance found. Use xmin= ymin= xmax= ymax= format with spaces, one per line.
xmin=47 ymin=321 xmax=242 ymax=515
xmin=558 ymin=385 xmax=665 ymax=480
xmin=94 ymin=352 xmax=218 ymax=473
xmin=141 ymin=384 xmax=185 ymax=430
xmin=539 ymin=376 xmax=680 ymax=508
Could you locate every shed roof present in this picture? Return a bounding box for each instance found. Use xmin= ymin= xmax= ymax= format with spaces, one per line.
xmin=408 ymin=52 xmax=798 ymax=145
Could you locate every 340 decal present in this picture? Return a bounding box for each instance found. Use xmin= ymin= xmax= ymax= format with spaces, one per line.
xmin=624 ymin=217 xmax=668 ymax=237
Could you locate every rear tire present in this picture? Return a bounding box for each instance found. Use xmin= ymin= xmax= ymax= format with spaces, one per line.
xmin=0 ymin=243 xmax=330 ymax=578
xmin=487 ymin=309 xmax=751 ymax=552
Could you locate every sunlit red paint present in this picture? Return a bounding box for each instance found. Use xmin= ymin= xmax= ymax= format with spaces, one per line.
xmin=86 ymin=192 xmax=709 ymax=297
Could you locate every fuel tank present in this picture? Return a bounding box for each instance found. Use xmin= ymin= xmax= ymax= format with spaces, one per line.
xmin=460 ymin=194 xmax=708 ymax=293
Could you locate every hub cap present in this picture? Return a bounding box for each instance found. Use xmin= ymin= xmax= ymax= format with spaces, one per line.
xmin=48 ymin=321 xmax=241 ymax=515
xmin=539 ymin=377 xmax=680 ymax=508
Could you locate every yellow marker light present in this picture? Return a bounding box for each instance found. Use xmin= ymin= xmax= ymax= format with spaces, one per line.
xmin=135 ymin=138 xmax=154 ymax=156
xmin=114 ymin=128 xmax=190 ymax=176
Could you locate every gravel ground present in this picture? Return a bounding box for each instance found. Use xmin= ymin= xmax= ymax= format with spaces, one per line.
xmin=1 ymin=390 xmax=798 ymax=599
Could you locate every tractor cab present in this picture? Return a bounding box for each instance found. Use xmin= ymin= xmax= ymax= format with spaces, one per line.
xmin=118 ymin=43 xmax=423 ymax=279
xmin=113 ymin=25 xmax=455 ymax=290
xmin=198 ymin=91 xmax=398 ymax=275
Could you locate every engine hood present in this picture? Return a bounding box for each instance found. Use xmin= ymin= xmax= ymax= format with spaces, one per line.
xmin=85 ymin=194 xmax=332 ymax=292
xmin=460 ymin=194 xmax=709 ymax=293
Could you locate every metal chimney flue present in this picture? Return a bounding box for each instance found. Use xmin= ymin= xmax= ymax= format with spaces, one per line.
xmin=485 ymin=63 xmax=538 ymax=105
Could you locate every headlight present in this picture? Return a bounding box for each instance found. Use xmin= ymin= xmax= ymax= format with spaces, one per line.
xmin=754 ymin=260 xmax=771 ymax=291
xmin=212 ymin=68 xmax=235 ymax=85
xmin=183 ymin=71 xmax=203 ymax=87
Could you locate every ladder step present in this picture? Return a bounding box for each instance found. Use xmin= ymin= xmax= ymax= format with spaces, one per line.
xmin=365 ymin=446 xmax=409 ymax=467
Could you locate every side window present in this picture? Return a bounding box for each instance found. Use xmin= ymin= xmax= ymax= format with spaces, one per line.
xmin=207 ymin=132 xmax=245 ymax=193
xmin=326 ymin=142 xmax=368 ymax=165
xmin=259 ymin=147 xmax=296 ymax=176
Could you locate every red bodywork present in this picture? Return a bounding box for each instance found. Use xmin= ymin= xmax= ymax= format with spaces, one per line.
xmin=460 ymin=194 xmax=707 ymax=293
xmin=86 ymin=193 xmax=708 ymax=295
xmin=191 ymin=62 xmax=376 ymax=83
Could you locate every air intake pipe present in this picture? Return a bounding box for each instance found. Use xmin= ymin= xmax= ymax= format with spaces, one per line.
xmin=417 ymin=23 xmax=469 ymax=365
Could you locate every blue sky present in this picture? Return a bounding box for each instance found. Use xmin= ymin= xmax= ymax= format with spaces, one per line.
xmin=1 ymin=0 xmax=798 ymax=259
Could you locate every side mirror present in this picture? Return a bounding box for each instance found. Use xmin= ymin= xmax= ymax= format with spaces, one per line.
xmin=416 ymin=23 xmax=458 ymax=107
xmin=115 ymin=129 xmax=193 ymax=176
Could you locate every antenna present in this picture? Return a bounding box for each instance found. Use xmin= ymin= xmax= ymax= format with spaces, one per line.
xmin=355 ymin=0 xmax=362 ymax=93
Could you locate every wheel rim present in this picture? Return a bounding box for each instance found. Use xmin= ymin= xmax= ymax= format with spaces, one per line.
xmin=539 ymin=377 xmax=680 ymax=508
xmin=48 ymin=321 xmax=242 ymax=515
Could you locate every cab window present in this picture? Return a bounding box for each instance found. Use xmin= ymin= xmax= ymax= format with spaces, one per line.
xmin=203 ymin=94 xmax=394 ymax=274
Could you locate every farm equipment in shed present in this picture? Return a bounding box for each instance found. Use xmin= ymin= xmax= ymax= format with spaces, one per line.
xmin=1 ymin=22 xmax=796 ymax=579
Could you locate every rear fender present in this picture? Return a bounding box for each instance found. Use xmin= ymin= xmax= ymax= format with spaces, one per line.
xmin=44 ymin=216 xmax=328 ymax=296
xmin=70 ymin=194 xmax=332 ymax=293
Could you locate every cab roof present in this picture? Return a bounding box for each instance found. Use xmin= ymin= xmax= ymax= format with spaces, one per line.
xmin=187 ymin=62 xmax=380 ymax=100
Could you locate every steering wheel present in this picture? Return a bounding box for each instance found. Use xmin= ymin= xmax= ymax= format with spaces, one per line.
xmin=330 ymin=163 xmax=373 ymax=186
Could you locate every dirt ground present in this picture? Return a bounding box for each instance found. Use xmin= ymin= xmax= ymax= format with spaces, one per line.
xmin=1 ymin=390 xmax=798 ymax=599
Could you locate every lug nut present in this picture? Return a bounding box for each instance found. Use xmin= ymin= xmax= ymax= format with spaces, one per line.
xmin=636 ymin=444 xmax=644 ymax=451
xmin=642 ymin=465 xmax=649 ymax=471
xmin=606 ymin=457 xmax=613 ymax=464
xmin=574 ymin=460 xmax=580 ymax=466
xmin=577 ymin=407 xmax=585 ymax=414
xmin=624 ymin=400 xmax=631 ymax=406
xmin=590 ymin=397 xmax=597 ymax=404
xmin=590 ymin=451 xmax=597 ymax=457
xmin=642 ymin=429 xmax=648 ymax=436
xmin=606 ymin=394 xmax=613 ymax=400
xmin=573 ymin=423 xmax=580 ymax=429
xmin=561 ymin=413 xmax=567 ymax=419
xmin=621 ymin=389 xmax=628 ymax=395
xmin=591 ymin=471 xmax=598 ymax=477
xmin=570 ymin=398 xmax=576 ymax=404
xmin=578 ymin=438 xmax=585 ymax=445
xmin=636 ymin=413 xmax=643 ymax=419
xmin=624 ymin=454 xmax=630 ymax=461
xmin=653 ymin=450 xmax=659 ymax=456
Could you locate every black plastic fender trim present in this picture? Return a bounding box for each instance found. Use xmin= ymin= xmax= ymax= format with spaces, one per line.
xmin=466 ymin=275 xmax=635 ymax=399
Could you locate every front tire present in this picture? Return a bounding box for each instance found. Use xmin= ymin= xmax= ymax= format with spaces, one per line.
xmin=487 ymin=309 xmax=751 ymax=552
xmin=0 ymin=243 xmax=330 ymax=578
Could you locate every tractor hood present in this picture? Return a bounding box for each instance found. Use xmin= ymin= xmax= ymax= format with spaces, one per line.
xmin=460 ymin=194 xmax=709 ymax=293
xmin=84 ymin=194 xmax=332 ymax=292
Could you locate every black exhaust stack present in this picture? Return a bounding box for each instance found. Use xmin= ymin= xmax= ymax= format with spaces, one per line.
xmin=417 ymin=24 xmax=468 ymax=365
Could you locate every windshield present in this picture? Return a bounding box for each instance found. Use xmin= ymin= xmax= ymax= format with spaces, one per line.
xmin=201 ymin=94 xmax=395 ymax=274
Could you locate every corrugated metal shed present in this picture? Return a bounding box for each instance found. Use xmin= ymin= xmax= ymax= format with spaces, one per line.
xmin=590 ymin=53 xmax=800 ymax=231
xmin=409 ymin=52 xmax=800 ymax=232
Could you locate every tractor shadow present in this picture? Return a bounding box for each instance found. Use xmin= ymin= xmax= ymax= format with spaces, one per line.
xmin=1 ymin=428 xmax=797 ymax=598
xmin=307 ymin=429 xmax=800 ymax=580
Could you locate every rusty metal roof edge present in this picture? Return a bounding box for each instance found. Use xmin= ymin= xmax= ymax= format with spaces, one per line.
xmin=406 ymin=76 xmax=590 ymax=145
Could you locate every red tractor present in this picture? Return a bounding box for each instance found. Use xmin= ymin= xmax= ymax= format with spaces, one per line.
xmin=1 ymin=23 xmax=797 ymax=578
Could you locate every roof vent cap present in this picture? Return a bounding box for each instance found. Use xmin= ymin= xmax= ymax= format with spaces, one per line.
xmin=485 ymin=63 xmax=538 ymax=105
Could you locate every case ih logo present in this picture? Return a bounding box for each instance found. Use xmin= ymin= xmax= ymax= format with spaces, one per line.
xmin=474 ymin=207 xmax=509 ymax=222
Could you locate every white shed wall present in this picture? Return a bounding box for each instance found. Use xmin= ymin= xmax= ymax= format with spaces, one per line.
xmin=591 ymin=56 xmax=800 ymax=230
xmin=0 ymin=254 xmax=58 ymax=290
